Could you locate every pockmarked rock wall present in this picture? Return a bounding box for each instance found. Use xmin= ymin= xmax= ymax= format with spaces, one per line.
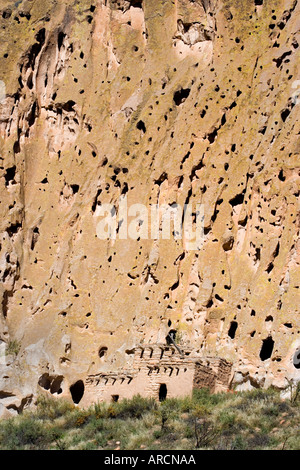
xmin=0 ymin=0 xmax=299 ymax=410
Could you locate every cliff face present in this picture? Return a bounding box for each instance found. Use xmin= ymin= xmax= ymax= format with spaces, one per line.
xmin=0 ymin=0 xmax=299 ymax=410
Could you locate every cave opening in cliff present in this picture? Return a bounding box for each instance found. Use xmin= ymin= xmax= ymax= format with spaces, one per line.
xmin=159 ymin=384 xmax=167 ymax=402
xmin=38 ymin=373 xmax=63 ymax=395
xmin=57 ymin=31 xmax=66 ymax=51
xmin=50 ymin=376 xmax=63 ymax=395
xmin=137 ymin=120 xmax=146 ymax=133
xmin=173 ymin=88 xmax=190 ymax=106
xmin=228 ymin=321 xmax=238 ymax=339
xmin=166 ymin=329 xmax=177 ymax=345
xmin=99 ymin=346 xmax=108 ymax=359
xmin=130 ymin=0 xmax=143 ymax=8
xmin=70 ymin=380 xmax=84 ymax=404
xmin=4 ymin=166 xmax=16 ymax=186
xmin=38 ymin=373 xmax=51 ymax=391
xmin=259 ymin=336 xmax=274 ymax=361
xmin=293 ymin=350 xmax=300 ymax=369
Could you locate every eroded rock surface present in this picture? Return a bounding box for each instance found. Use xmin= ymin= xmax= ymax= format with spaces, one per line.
xmin=0 ymin=0 xmax=299 ymax=409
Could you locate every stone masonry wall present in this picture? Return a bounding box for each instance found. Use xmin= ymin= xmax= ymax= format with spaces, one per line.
xmin=83 ymin=344 xmax=232 ymax=405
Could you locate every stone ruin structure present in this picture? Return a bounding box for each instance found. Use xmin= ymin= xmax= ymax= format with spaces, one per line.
xmin=83 ymin=344 xmax=232 ymax=405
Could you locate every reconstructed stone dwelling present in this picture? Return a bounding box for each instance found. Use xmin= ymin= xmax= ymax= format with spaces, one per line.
xmin=83 ymin=344 xmax=232 ymax=404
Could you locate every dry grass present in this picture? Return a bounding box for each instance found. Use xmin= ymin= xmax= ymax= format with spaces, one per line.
xmin=0 ymin=388 xmax=299 ymax=450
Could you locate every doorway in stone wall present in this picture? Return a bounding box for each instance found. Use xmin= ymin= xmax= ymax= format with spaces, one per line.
xmin=70 ymin=380 xmax=84 ymax=404
xmin=159 ymin=383 xmax=167 ymax=402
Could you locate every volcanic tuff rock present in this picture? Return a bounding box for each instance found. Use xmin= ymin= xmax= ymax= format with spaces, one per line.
xmin=0 ymin=0 xmax=299 ymax=409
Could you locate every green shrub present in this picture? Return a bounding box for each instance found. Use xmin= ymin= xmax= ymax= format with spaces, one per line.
xmin=179 ymin=396 xmax=194 ymax=413
xmin=64 ymin=408 xmax=91 ymax=428
xmin=35 ymin=395 xmax=74 ymax=421
xmin=261 ymin=404 xmax=280 ymax=417
xmin=46 ymin=427 xmax=67 ymax=450
xmin=0 ymin=417 xmax=47 ymax=450
xmin=193 ymin=417 xmax=218 ymax=449
xmin=112 ymin=395 xmax=157 ymax=420
xmin=192 ymin=388 xmax=229 ymax=408
xmin=154 ymin=398 xmax=182 ymax=432
xmin=217 ymin=410 xmax=237 ymax=430
xmin=6 ymin=340 xmax=21 ymax=357
xmin=247 ymin=432 xmax=271 ymax=449
xmin=92 ymin=401 xmax=106 ymax=419
xmin=231 ymin=435 xmax=247 ymax=450
xmin=84 ymin=415 xmax=105 ymax=436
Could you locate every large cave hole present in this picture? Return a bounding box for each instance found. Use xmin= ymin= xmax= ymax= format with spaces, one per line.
xmin=229 ymin=192 xmax=245 ymax=207
xmin=293 ymin=349 xmax=300 ymax=369
xmin=173 ymin=88 xmax=191 ymax=106
xmin=4 ymin=166 xmax=16 ymax=186
xmin=70 ymin=380 xmax=84 ymax=404
xmin=38 ymin=373 xmax=51 ymax=391
xmin=38 ymin=373 xmax=63 ymax=395
xmin=2 ymin=8 xmax=12 ymax=19
xmin=112 ymin=0 xmax=143 ymax=12
xmin=129 ymin=0 xmax=143 ymax=7
xmin=50 ymin=376 xmax=63 ymax=394
xmin=259 ymin=336 xmax=274 ymax=361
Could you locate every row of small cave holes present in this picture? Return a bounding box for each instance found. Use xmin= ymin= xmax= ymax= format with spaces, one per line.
xmin=1 ymin=4 xmax=96 ymax=25
xmin=2 ymin=2 xmax=296 ymax=75
xmin=16 ymin=277 xmax=297 ymax=367
xmin=3 ymin=161 xmax=291 ymax=285
xmin=10 ymin=32 xmax=294 ymax=166
xmin=6 ymin=43 xmax=296 ymax=133
xmin=3 ymin=166 xmax=289 ymax=287
xmin=8 ymin=103 xmax=295 ymax=190
xmin=113 ymin=67 xmax=295 ymax=164
xmin=13 ymin=219 xmax=291 ymax=310
xmin=3 ymin=58 xmax=294 ymax=279
xmin=3 ymin=147 xmax=289 ymax=205
xmin=91 ymin=319 xmax=298 ymax=367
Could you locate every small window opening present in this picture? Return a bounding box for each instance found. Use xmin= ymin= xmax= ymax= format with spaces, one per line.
xmin=228 ymin=321 xmax=238 ymax=339
xmin=259 ymin=336 xmax=274 ymax=361
xmin=166 ymin=329 xmax=177 ymax=345
xmin=99 ymin=346 xmax=108 ymax=359
xmin=159 ymin=384 xmax=167 ymax=402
